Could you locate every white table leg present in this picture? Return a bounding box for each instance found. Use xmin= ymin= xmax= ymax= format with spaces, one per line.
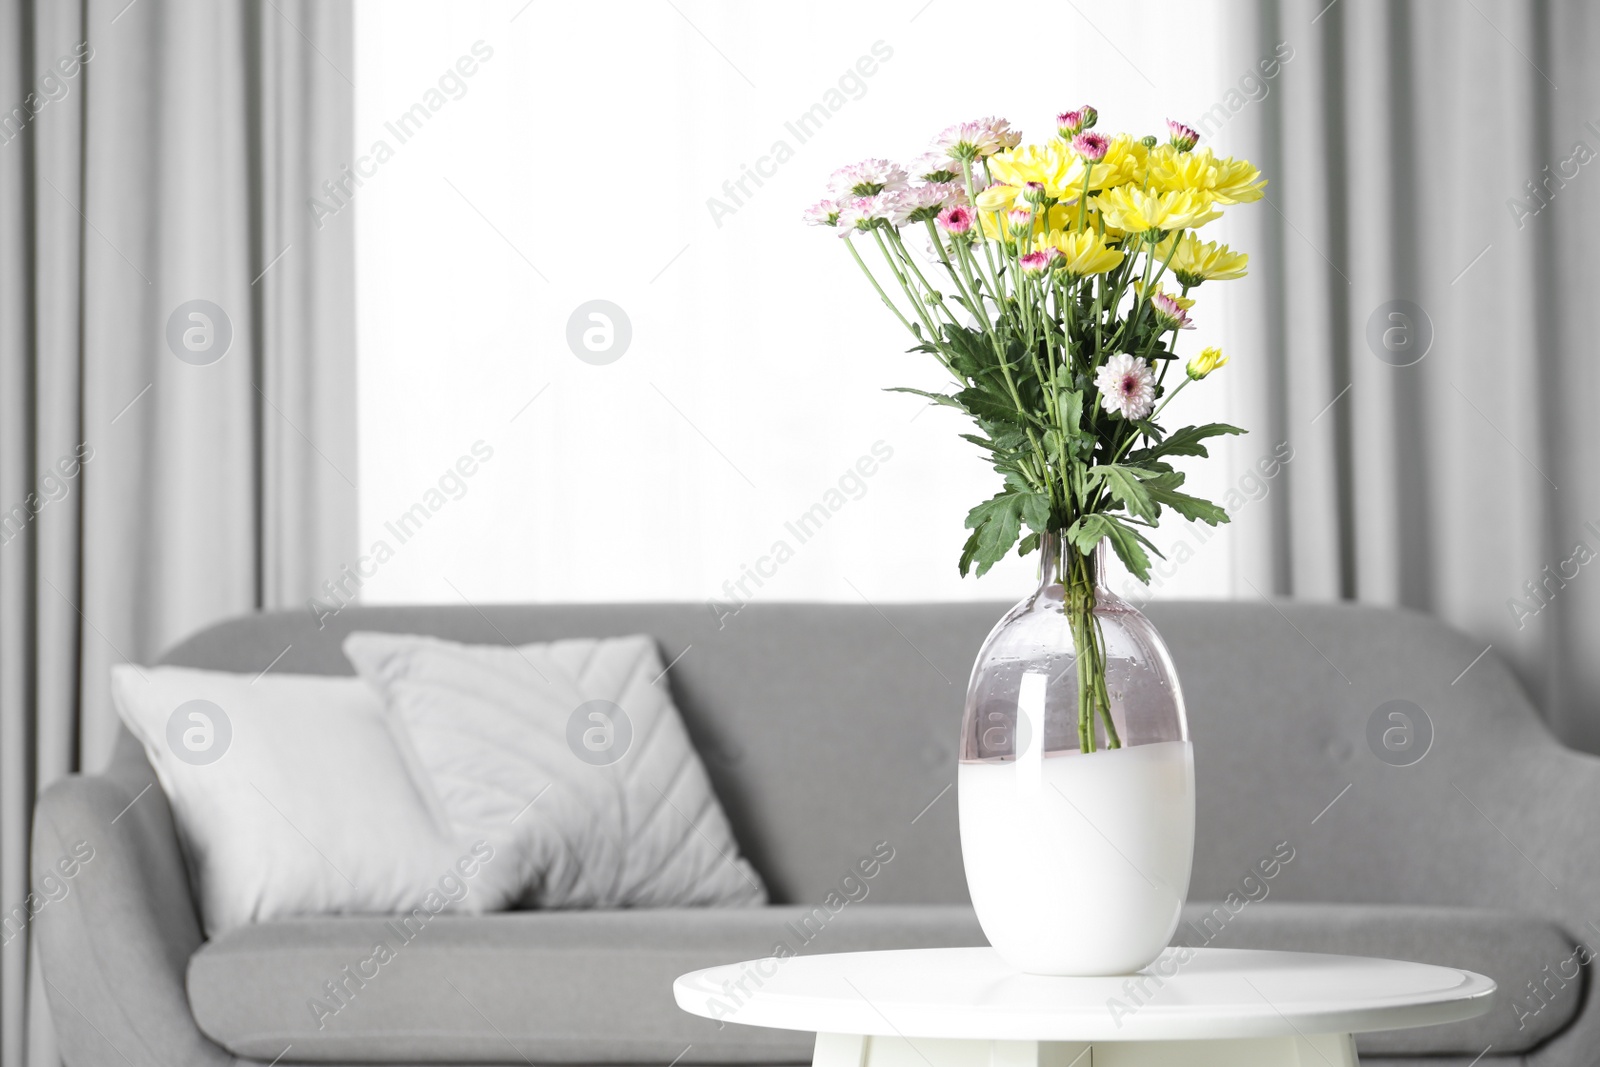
xmin=813 ymin=1033 xmax=1359 ymax=1067
xmin=1092 ymin=1033 xmax=1358 ymax=1066
xmin=814 ymin=1033 xmax=869 ymax=1067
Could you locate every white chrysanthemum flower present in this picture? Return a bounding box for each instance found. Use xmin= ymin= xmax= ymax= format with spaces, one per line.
xmin=986 ymin=116 xmax=1022 ymax=149
xmin=836 ymin=192 xmax=912 ymax=236
xmin=826 ymin=159 xmax=910 ymax=198
xmin=934 ymin=118 xmax=1008 ymax=161
xmin=909 ymin=150 xmax=962 ymax=183
xmin=1094 ymin=353 xmax=1157 ymax=420
xmin=901 ymin=182 xmax=966 ymax=222
xmin=801 ymin=199 xmax=841 ymax=227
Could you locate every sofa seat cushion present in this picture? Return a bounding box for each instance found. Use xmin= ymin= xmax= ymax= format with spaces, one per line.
xmin=187 ymin=904 xmax=987 ymax=1064
xmin=189 ymin=901 xmax=1571 ymax=1064
xmin=1180 ymin=901 xmax=1575 ymax=1055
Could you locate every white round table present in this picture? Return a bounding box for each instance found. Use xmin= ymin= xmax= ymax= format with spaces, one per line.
xmin=674 ymin=947 xmax=1494 ymax=1067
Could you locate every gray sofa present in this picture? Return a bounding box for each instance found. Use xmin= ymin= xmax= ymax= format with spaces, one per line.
xmin=31 ymin=601 xmax=1597 ymax=1066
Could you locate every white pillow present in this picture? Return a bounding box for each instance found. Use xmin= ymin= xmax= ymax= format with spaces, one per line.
xmin=343 ymin=631 xmax=766 ymax=909
xmin=111 ymin=665 xmax=519 ymax=937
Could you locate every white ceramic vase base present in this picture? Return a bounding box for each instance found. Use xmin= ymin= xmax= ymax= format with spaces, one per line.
xmin=815 ymin=1032 xmax=1359 ymax=1067
xmin=959 ymin=741 xmax=1196 ymax=976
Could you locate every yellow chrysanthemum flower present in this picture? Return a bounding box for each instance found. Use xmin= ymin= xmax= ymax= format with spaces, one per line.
xmin=1154 ymin=231 xmax=1250 ymax=285
xmin=1096 ymin=186 xmax=1220 ymax=234
xmin=1145 ymin=147 xmax=1266 ymax=206
xmin=1145 ymin=144 xmax=1217 ymax=196
xmin=986 ymin=141 xmax=1079 ymax=200
xmin=975 ymin=183 xmax=1023 ymax=212
xmin=1041 ymin=194 xmax=1115 ymax=237
xmin=1034 ymin=230 xmax=1125 ymax=277
xmin=1209 ymin=154 xmax=1267 ymax=204
xmin=977 ymin=203 xmax=1072 ymax=244
xmin=1187 ymin=345 xmax=1229 ymax=380
xmin=987 ymin=134 xmax=1145 ymax=202
xmin=1086 ymin=133 xmax=1147 ymax=190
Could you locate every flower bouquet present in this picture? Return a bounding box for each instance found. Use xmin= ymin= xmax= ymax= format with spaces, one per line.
xmin=804 ymin=110 xmax=1263 ymax=756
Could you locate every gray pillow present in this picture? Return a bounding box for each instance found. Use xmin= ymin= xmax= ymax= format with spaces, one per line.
xmin=344 ymin=631 xmax=766 ymax=908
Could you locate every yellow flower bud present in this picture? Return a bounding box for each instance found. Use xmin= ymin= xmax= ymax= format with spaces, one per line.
xmin=1186 ymin=346 xmax=1228 ymax=380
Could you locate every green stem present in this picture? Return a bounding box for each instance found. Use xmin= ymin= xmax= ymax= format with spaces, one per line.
xmin=960 ymin=160 xmax=1015 ymax=329
xmin=1064 ymin=541 xmax=1122 ymax=754
xmin=1090 ymin=611 xmax=1121 ymax=748
xmin=923 ymin=219 xmax=982 ymax=321
xmin=952 ymin=239 xmax=1008 ymax=356
xmin=1115 ymin=230 xmax=1185 ymax=353
xmin=872 ymin=228 xmax=943 ymax=344
xmin=844 ymin=235 xmax=916 ymax=335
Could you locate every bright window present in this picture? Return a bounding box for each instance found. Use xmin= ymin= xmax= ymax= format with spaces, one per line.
xmin=354 ymin=0 xmax=1248 ymax=607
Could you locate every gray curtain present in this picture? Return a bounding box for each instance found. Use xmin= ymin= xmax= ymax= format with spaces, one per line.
xmin=0 ymin=2 xmax=355 ymax=1064
xmin=1228 ymin=0 xmax=1600 ymax=752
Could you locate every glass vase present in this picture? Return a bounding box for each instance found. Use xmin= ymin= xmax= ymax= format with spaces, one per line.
xmin=957 ymin=533 xmax=1195 ymax=976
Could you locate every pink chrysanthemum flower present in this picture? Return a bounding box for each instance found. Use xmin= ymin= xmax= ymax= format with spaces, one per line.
xmin=1151 ymin=291 xmax=1195 ymax=329
xmin=802 ymin=199 xmax=841 ymax=227
xmin=1079 ymin=105 xmax=1099 ymax=129
xmin=1167 ymin=119 xmax=1200 ymax=151
xmin=909 ymin=150 xmax=962 ymax=183
xmin=1019 ymin=248 xmax=1060 ymax=273
xmin=827 ymin=159 xmax=910 ymax=198
xmin=1095 ymin=353 xmax=1157 ymax=420
xmin=1022 ymin=180 xmax=1047 ymax=204
xmin=1056 ymin=110 xmax=1085 ymax=138
xmin=1072 ymin=132 xmax=1109 ymax=162
xmin=936 ymin=204 xmax=973 ymax=235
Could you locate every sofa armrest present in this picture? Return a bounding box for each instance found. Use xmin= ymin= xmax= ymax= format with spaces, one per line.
xmin=32 ymin=753 xmax=232 ymax=1067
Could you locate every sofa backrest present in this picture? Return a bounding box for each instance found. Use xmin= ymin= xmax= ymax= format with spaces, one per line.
xmin=143 ymin=599 xmax=1580 ymax=916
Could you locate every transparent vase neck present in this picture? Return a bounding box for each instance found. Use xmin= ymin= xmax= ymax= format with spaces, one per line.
xmin=1038 ymin=532 xmax=1110 ymax=594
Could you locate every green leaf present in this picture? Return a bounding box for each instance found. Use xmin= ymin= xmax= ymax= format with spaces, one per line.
xmin=1066 ymin=513 xmax=1162 ymax=583
xmin=1020 ymin=491 xmax=1051 ymax=534
xmin=884 ymin=386 xmax=962 ymax=408
xmin=1017 ymin=532 xmax=1040 ymax=557
xmin=1088 ymin=464 xmax=1159 ymax=524
xmin=1057 ymin=389 xmax=1089 ymax=443
xmin=990 ymin=426 xmax=1030 ymax=451
xmin=958 ymin=527 xmax=984 ymax=578
xmin=960 ymin=488 xmax=1049 ymax=577
xmin=1144 ymin=479 xmax=1231 ymax=526
xmin=1128 ymin=422 xmax=1245 ymax=462
xmin=940 ymin=325 xmax=989 ymax=378
xmin=958 ymin=432 xmax=1001 ymax=455
xmin=955 ymin=386 xmax=1028 ymax=427
xmin=960 ymin=492 xmax=1022 ymax=577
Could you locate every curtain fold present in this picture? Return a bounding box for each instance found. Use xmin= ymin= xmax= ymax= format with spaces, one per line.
xmin=0 ymin=2 xmax=354 ymax=1064
xmin=1229 ymin=0 xmax=1600 ymax=750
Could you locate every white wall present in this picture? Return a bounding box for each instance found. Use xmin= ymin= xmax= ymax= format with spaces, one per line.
xmin=353 ymin=0 xmax=1266 ymax=609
